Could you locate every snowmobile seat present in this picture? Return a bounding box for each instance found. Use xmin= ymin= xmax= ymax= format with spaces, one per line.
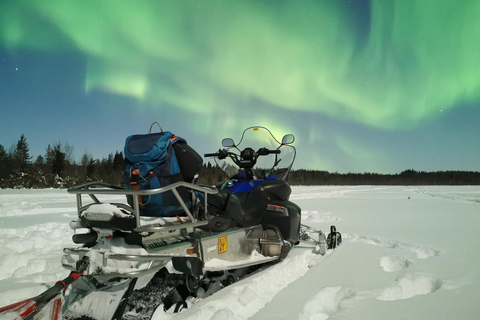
xmin=205 ymin=188 xmax=231 ymax=209
xmin=197 ymin=189 xmax=247 ymax=232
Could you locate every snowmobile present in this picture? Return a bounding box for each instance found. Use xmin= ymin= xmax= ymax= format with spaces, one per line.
xmin=0 ymin=126 xmax=341 ymax=320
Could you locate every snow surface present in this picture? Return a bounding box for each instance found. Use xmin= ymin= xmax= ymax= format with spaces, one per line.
xmin=0 ymin=186 xmax=479 ymax=319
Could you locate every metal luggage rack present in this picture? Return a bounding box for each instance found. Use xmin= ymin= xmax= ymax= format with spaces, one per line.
xmin=67 ymin=181 xmax=219 ymax=233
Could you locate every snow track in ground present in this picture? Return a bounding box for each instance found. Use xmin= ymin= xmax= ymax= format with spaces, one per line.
xmin=379 ymin=256 xmax=412 ymax=272
xmin=0 ymin=223 xmax=72 ymax=276
xmin=299 ymin=286 xmax=355 ymax=320
xmin=345 ymin=233 xmax=441 ymax=259
xmin=0 ymin=222 xmax=73 ymax=305
xmin=413 ymin=187 xmax=480 ymax=203
xmin=155 ymin=248 xmax=328 ymax=320
xmin=0 ymin=191 xmax=76 ymax=217
xmin=302 ymin=210 xmax=340 ymax=223
xmin=377 ymin=273 xmax=442 ymax=301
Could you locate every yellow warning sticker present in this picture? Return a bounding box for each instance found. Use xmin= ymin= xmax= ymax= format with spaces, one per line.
xmin=218 ymin=236 xmax=228 ymax=254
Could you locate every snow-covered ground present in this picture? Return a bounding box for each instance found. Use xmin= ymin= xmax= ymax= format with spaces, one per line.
xmin=0 ymin=186 xmax=479 ymax=319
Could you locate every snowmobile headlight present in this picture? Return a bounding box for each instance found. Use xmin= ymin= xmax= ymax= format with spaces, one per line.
xmin=83 ymin=211 xmax=114 ymax=221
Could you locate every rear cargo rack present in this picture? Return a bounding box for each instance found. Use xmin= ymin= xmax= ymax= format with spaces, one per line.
xmin=67 ymin=181 xmax=218 ymax=232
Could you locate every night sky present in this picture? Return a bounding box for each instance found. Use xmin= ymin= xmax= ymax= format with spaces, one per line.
xmin=1 ymin=0 xmax=479 ymax=173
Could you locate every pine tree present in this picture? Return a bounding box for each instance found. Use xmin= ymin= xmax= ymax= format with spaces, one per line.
xmin=86 ymin=158 xmax=95 ymax=178
xmin=34 ymin=155 xmax=45 ymax=167
xmin=0 ymin=145 xmax=10 ymax=181
xmin=45 ymin=145 xmax=55 ymax=167
xmin=0 ymin=145 xmax=7 ymax=165
xmin=113 ymin=151 xmax=124 ymax=172
xmin=64 ymin=142 xmax=74 ymax=164
xmin=81 ymin=152 xmax=90 ymax=176
xmin=14 ymin=134 xmax=31 ymax=170
xmin=52 ymin=143 xmax=66 ymax=176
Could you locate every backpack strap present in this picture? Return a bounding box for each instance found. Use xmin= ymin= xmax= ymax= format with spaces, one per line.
xmin=170 ymin=134 xmax=183 ymax=144
xmin=149 ymin=122 xmax=163 ymax=133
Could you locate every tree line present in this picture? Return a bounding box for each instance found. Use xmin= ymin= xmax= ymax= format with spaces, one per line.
xmin=1 ymin=134 xmax=479 ymax=188
xmin=0 ymin=134 xmax=124 ymax=188
xmin=197 ymin=166 xmax=480 ymax=186
xmin=287 ymin=169 xmax=480 ymax=186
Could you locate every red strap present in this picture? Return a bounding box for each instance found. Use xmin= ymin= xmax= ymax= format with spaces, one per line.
xmin=70 ymin=272 xmax=83 ymax=281
xmin=58 ymin=272 xmax=84 ymax=295
xmin=20 ymin=302 xmax=37 ymax=319
xmin=51 ymin=298 xmax=62 ymax=320
xmin=57 ymin=281 xmax=67 ymax=295
xmin=176 ymin=216 xmax=185 ymax=224
xmin=0 ymin=298 xmax=36 ymax=316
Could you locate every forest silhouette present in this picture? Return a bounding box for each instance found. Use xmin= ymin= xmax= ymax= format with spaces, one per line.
xmin=1 ymin=134 xmax=478 ymax=188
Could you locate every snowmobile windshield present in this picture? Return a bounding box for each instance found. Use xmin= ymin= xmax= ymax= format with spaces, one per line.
xmin=215 ymin=126 xmax=296 ymax=181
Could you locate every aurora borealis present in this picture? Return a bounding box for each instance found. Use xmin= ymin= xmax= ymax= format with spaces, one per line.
xmin=1 ymin=0 xmax=479 ymax=173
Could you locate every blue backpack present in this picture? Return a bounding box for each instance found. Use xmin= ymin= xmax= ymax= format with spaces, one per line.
xmin=123 ymin=123 xmax=190 ymax=217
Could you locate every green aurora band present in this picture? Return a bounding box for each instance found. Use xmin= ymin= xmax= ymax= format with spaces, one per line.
xmin=1 ymin=0 xmax=479 ymax=135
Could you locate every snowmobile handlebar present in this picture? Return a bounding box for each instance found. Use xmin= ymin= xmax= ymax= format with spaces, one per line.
xmin=256 ymin=147 xmax=281 ymax=155
xmin=204 ymin=147 xmax=280 ymax=159
xmin=204 ymin=147 xmax=281 ymax=178
xmin=204 ymin=152 xmax=221 ymax=157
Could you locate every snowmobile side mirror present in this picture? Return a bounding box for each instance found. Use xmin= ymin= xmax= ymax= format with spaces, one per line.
xmin=281 ymin=134 xmax=295 ymax=145
xmin=222 ymin=138 xmax=235 ymax=148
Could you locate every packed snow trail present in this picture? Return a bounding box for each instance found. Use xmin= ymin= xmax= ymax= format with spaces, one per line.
xmin=152 ymin=247 xmax=329 ymax=320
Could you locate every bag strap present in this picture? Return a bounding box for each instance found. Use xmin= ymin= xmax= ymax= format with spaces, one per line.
xmin=148 ymin=122 xmax=163 ymax=133
xmin=170 ymin=134 xmax=181 ymax=143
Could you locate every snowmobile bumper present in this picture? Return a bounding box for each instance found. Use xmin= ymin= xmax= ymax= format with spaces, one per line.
xmin=62 ymin=247 xmax=175 ymax=278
